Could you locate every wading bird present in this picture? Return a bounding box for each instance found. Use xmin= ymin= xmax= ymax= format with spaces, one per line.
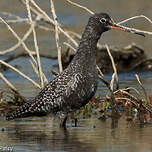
xmin=6 ymin=13 xmax=144 ymax=127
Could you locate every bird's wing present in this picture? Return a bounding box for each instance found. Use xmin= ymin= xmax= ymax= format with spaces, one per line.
xmin=32 ymin=72 xmax=88 ymax=113
xmin=6 ymin=72 xmax=71 ymax=119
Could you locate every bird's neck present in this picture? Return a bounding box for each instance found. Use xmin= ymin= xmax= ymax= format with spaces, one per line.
xmin=71 ymin=25 xmax=102 ymax=67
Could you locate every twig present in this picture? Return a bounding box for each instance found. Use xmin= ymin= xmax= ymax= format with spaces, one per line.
xmin=0 ymin=72 xmax=17 ymax=91
xmin=29 ymin=59 xmax=48 ymax=84
xmin=66 ymin=1 xmax=152 ymax=36
xmin=96 ymin=65 xmax=110 ymax=90
xmin=0 ymin=17 xmax=37 ymax=66
xmin=0 ymin=12 xmax=28 ymax=21
xmin=63 ymin=42 xmax=77 ymax=52
xmin=26 ymin=0 xmax=44 ymax=88
xmin=118 ymin=15 xmax=152 ymax=25
xmin=30 ymin=0 xmax=78 ymax=47
xmin=0 ymin=60 xmax=41 ymax=89
xmin=115 ymin=89 xmax=139 ymax=103
xmin=110 ymin=73 xmax=115 ymax=92
xmin=0 ymin=26 xmax=33 ymax=55
xmin=50 ymin=0 xmax=63 ymax=73
xmin=0 ymin=12 xmax=28 ymax=24
xmin=115 ymin=87 xmax=140 ymax=96
xmin=135 ymin=74 xmax=149 ymax=103
xmin=66 ymin=0 xmax=94 ymax=15
xmin=105 ymin=44 xmax=119 ymax=90
xmin=115 ymin=97 xmax=139 ymax=107
xmin=104 ymin=45 xmax=119 ymax=115
xmin=117 ymin=15 xmax=152 ymax=35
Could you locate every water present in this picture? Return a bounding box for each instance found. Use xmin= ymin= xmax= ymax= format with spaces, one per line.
xmin=1 ymin=117 xmax=152 ymax=152
xmin=0 ymin=0 xmax=152 ymax=152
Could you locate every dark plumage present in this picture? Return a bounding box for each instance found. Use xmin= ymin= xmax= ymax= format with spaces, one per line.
xmin=6 ymin=13 xmax=143 ymax=127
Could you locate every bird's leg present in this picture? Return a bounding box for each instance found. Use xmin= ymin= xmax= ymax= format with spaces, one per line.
xmin=59 ymin=113 xmax=68 ymax=128
xmin=74 ymin=118 xmax=78 ymax=127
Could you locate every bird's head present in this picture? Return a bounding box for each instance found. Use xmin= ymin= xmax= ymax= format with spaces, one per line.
xmin=88 ymin=13 xmax=145 ymax=36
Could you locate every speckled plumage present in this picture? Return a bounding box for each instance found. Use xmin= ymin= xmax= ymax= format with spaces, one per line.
xmin=6 ymin=13 xmax=113 ymax=125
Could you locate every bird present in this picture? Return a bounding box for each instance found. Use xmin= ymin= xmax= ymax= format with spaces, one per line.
xmin=6 ymin=13 xmax=144 ymax=127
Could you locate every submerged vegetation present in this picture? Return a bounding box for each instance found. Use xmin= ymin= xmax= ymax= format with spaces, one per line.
xmin=0 ymin=0 xmax=152 ymax=127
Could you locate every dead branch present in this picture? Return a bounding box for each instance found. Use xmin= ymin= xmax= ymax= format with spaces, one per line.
xmin=96 ymin=65 xmax=110 ymax=90
xmin=63 ymin=42 xmax=77 ymax=53
xmin=0 ymin=72 xmax=17 ymax=91
xmin=118 ymin=15 xmax=152 ymax=25
xmin=105 ymin=45 xmax=119 ymax=90
xmin=0 ymin=26 xmax=33 ymax=55
xmin=66 ymin=0 xmax=94 ymax=15
xmin=26 ymin=0 xmax=45 ymax=88
xmin=0 ymin=60 xmax=41 ymax=89
xmin=135 ymin=74 xmax=149 ymax=103
xmin=50 ymin=0 xmax=63 ymax=73
xmin=29 ymin=0 xmax=78 ymax=47
xmin=0 ymin=17 xmax=37 ymax=66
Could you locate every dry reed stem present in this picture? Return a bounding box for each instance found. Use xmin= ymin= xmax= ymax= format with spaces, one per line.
xmin=118 ymin=15 xmax=152 ymax=35
xmin=0 ymin=17 xmax=37 ymax=66
xmin=96 ymin=65 xmax=104 ymax=77
xmin=0 ymin=60 xmax=41 ymax=89
xmin=66 ymin=0 xmax=94 ymax=15
xmin=30 ymin=0 xmax=78 ymax=47
xmin=0 ymin=26 xmax=33 ymax=55
xmin=67 ymin=31 xmax=81 ymax=40
xmin=29 ymin=59 xmax=39 ymax=76
xmin=105 ymin=45 xmax=119 ymax=90
xmin=115 ymin=97 xmax=139 ymax=107
xmin=65 ymin=1 xmax=110 ymax=48
xmin=29 ymin=59 xmax=48 ymax=84
xmin=26 ymin=0 xmax=44 ymax=88
xmin=135 ymin=74 xmax=149 ymax=103
xmin=114 ymin=87 xmax=140 ymax=96
xmin=116 ymin=89 xmax=139 ymax=102
xmin=36 ymin=24 xmax=54 ymax=32
xmin=50 ymin=0 xmax=63 ymax=73
xmin=0 ymin=12 xmax=28 ymax=24
xmin=117 ymin=90 xmax=152 ymax=113
xmin=66 ymin=0 xmax=152 ymax=36
xmin=0 ymin=12 xmax=28 ymax=22
xmin=0 ymin=72 xmax=17 ymax=91
xmin=118 ymin=15 xmax=152 ymax=25
xmin=96 ymin=65 xmax=110 ymax=90
xmin=0 ymin=11 xmax=47 ymax=89
xmin=42 ymin=73 xmax=48 ymax=84
xmin=63 ymin=42 xmax=77 ymax=52
xmin=110 ymin=73 xmax=115 ymax=92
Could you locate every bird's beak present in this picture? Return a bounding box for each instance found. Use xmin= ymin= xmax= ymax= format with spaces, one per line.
xmin=109 ymin=22 xmax=145 ymax=37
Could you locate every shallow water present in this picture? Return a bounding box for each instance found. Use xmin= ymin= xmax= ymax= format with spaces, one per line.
xmin=0 ymin=0 xmax=152 ymax=152
xmin=1 ymin=117 xmax=152 ymax=152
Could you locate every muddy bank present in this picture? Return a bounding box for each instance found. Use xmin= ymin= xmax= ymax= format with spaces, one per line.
xmin=0 ymin=44 xmax=152 ymax=74
xmin=62 ymin=44 xmax=152 ymax=74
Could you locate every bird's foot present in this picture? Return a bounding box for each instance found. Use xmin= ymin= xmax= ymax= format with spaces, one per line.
xmin=60 ymin=116 xmax=67 ymax=128
xmin=59 ymin=112 xmax=68 ymax=128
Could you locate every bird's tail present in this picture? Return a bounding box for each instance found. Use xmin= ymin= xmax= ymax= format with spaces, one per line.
xmin=6 ymin=102 xmax=33 ymax=120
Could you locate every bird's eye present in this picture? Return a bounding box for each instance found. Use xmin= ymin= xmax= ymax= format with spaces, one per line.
xmin=100 ymin=18 xmax=106 ymax=23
